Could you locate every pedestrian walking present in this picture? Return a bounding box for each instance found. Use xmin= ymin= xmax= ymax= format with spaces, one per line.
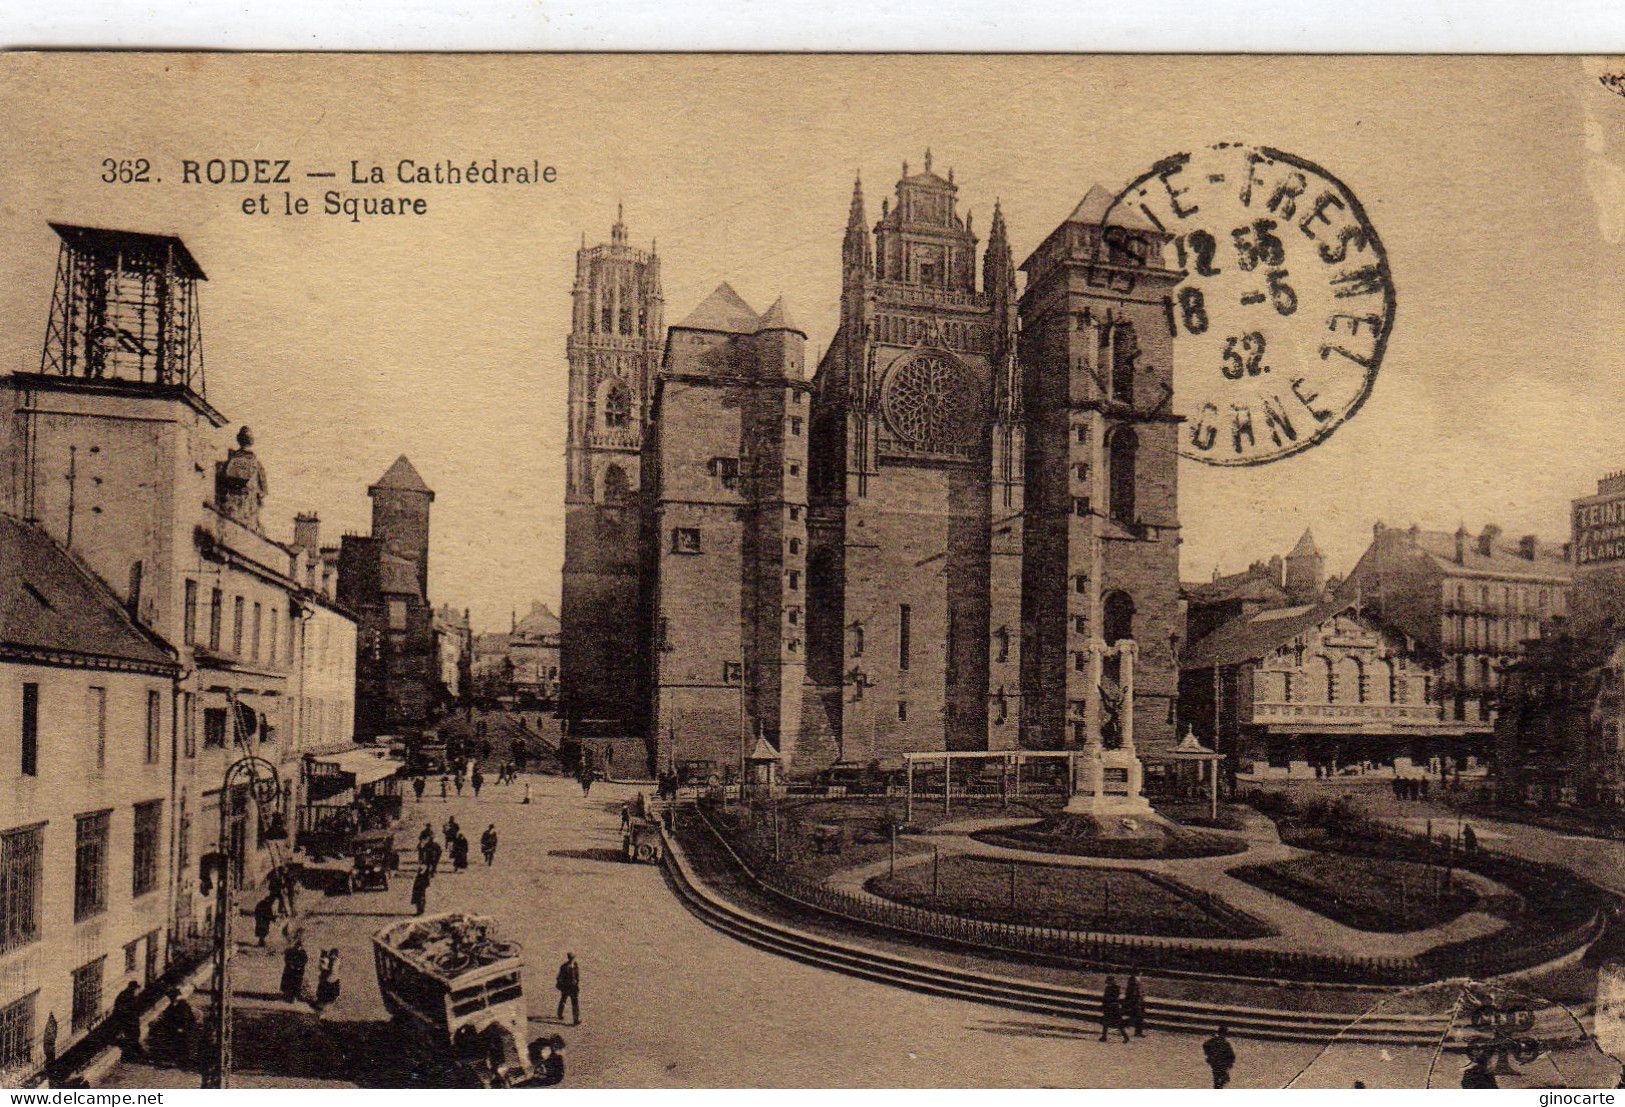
xmin=423 ymin=836 xmax=442 ymax=877
xmin=455 ymin=772 xmax=465 ymax=797
xmin=444 ymin=815 xmax=460 ymax=847
xmin=481 ymin=824 xmax=498 ymax=866
xmin=620 ymin=801 xmax=631 ymax=831
xmin=413 ymin=775 xmax=426 ymax=804
xmin=410 ymin=868 xmax=431 ymax=916
xmin=253 ymin=893 xmax=276 ymax=946
xmin=472 ymin=768 xmax=484 ymax=798
xmin=1099 ymin=977 xmax=1129 ymax=1042
xmin=280 ymin=934 xmax=309 ymax=1003
xmin=578 ymin=768 xmax=593 ymax=797
xmin=440 ymin=775 xmax=449 ymax=802
xmin=1463 ymin=823 xmax=1478 ymax=855
xmin=1203 ymin=1024 xmax=1236 ymax=1088
xmin=555 ymin=952 xmax=581 ymax=1025
xmin=266 ymin=864 xmax=287 ymax=917
xmin=522 ymin=782 xmax=532 ymax=805
xmin=112 ymin=981 xmax=145 ymax=1059
xmin=452 ymin=832 xmax=470 ymax=872
xmin=315 ymin=948 xmax=342 ymax=1008
xmin=1125 ymin=972 xmax=1146 ymax=1038
xmin=280 ymin=864 xmax=299 ymax=917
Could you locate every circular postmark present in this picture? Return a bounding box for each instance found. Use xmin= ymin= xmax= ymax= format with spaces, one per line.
xmin=1106 ymin=144 xmax=1395 ymax=467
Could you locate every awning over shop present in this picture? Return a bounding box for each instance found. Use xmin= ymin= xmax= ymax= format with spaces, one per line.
xmin=313 ymin=747 xmax=402 ymax=788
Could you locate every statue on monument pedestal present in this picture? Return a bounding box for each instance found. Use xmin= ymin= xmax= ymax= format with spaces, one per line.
xmin=1065 ymin=638 xmax=1152 ymax=817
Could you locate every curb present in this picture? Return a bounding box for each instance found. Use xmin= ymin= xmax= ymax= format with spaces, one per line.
xmin=659 ymin=823 xmax=1466 ymax=1045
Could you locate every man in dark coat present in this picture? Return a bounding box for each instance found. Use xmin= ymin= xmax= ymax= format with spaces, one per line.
xmin=1124 ymin=972 xmax=1147 ymax=1037
xmin=253 ymin=893 xmax=276 ymax=946
xmin=1099 ymin=977 xmax=1129 ymax=1042
xmin=481 ymin=824 xmax=499 ymax=866
xmin=280 ymin=936 xmax=309 ymax=1003
xmin=111 ymin=981 xmax=144 ymax=1058
xmin=555 ymin=952 xmax=581 ymax=1026
xmin=411 ymin=868 xmax=432 ymax=916
xmin=1203 ymin=1025 xmax=1236 ymax=1088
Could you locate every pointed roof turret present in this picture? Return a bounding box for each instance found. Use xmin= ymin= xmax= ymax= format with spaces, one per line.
xmin=1287 ymin=528 xmax=1322 ymax=560
xmin=675 ymin=282 xmax=760 ymax=334
xmin=371 ymin=455 xmax=434 ymax=497
xmin=754 ymin=295 xmax=804 ymax=336
xmin=1064 ymin=182 xmax=1161 ymax=233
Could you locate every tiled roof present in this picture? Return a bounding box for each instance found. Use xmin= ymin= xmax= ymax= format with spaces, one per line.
xmin=1182 ymin=599 xmax=1351 ymax=671
xmin=754 ymin=296 xmax=802 ymax=334
xmin=1288 ymin=528 xmax=1321 ymax=559
xmin=1404 ymin=528 xmax=1571 ymax=582
xmin=1 ymin=514 xmax=178 ymax=670
xmin=514 ymin=603 xmax=560 ymax=637
xmin=1064 ymin=182 xmax=1161 ymax=233
xmin=373 ymin=455 xmax=432 ymax=495
xmin=1183 ymin=572 xmax=1286 ymax=607
xmin=675 ymin=283 xmax=761 ymax=334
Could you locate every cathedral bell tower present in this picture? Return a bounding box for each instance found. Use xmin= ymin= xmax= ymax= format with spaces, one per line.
xmin=560 ymin=208 xmax=664 ymax=740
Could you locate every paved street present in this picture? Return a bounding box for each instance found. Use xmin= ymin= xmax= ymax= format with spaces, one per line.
xmin=108 ymin=772 xmax=1323 ymax=1088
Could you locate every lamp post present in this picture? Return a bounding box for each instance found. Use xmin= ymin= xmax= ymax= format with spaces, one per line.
xmin=203 ymin=754 xmax=282 ymax=1090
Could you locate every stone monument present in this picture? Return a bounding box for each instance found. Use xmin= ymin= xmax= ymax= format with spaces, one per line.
xmin=1065 ymin=638 xmax=1152 ymax=817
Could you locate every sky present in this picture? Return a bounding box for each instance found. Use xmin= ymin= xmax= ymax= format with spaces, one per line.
xmin=4 ymin=54 xmax=1625 ymax=632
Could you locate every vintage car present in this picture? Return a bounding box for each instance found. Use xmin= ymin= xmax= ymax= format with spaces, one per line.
xmin=622 ymin=817 xmax=664 ymax=864
xmin=349 ymin=830 xmax=396 ymax=892
xmin=373 ymin=913 xmax=548 ymax=1087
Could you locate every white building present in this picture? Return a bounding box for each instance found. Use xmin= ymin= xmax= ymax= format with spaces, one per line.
xmin=1 ymin=515 xmax=181 ymax=1085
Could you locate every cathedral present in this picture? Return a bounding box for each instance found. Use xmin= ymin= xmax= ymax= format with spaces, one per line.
xmin=561 ymin=158 xmax=1184 ymax=778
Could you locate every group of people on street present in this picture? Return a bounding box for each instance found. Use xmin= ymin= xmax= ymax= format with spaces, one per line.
xmin=1393 ymin=775 xmax=1431 ymax=801
xmin=1097 ymin=975 xmax=1237 ymax=1091
xmin=277 ymin=931 xmax=343 ymax=1008
xmin=1097 ymin=974 xmax=1146 ymax=1042
xmin=411 ymin=817 xmax=501 ymax=915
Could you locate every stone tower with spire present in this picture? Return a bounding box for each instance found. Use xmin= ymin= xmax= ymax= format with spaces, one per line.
xmin=561 ymin=208 xmax=665 ymax=740
xmin=1284 ymin=528 xmax=1326 ymax=601
xmin=802 ymin=152 xmax=1024 ymax=767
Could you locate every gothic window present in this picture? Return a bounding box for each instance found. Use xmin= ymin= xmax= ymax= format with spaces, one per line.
xmin=603 ymin=383 xmax=632 ymax=429
xmin=619 ymin=301 xmax=633 ymax=335
xmin=995 ymin=626 xmax=1010 ymax=663
xmin=1108 ymin=428 xmax=1138 ymax=525
xmin=1111 ymin=323 xmax=1138 ymax=404
xmin=602 ymin=464 xmax=631 ymax=504
xmin=1103 ymin=591 xmax=1135 ymax=646
xmin=851 ymin=621 xmax=864 ymax=658
xmin=600 ymin=301 xmax=612 ymax=334
xmin=880 ymin=352 xmax=982 ymax=450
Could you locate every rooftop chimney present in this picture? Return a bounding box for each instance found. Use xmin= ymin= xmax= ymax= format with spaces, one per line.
xmin=1455 ymin=524 xmax=1469 ymax=564
xmin=1519 ymin=535 xmax=1539 ymax=561
xmin=1477 ymin=524 xmax=1502 ymax=558
xmin=293 ymin=512 xmax=321 ymax=552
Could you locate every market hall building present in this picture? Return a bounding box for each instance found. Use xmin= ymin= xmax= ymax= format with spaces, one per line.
xmin=561 ymin=158 xmax=1186 ymax=779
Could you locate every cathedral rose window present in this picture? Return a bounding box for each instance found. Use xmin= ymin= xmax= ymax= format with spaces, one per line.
xmin=880 ymin=352 xmax=982 ymax=450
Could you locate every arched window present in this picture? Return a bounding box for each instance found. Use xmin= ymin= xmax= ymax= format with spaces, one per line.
xmin=1108 ymin=427 xmax=1138 ymax=525
xmin=1111 ymin=323 xmax=1138 ymax=404
xmin=603 ymin=383 xmax=631 ymax=429
xmin=1102 ymin=591 xmax=1135 ymax=646
xmin=601 ymin=464 xmax=631 ymax=504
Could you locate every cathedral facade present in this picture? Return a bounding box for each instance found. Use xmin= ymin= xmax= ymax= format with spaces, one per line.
xmin=560 ymin=160 xmax=1184 ymax=778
